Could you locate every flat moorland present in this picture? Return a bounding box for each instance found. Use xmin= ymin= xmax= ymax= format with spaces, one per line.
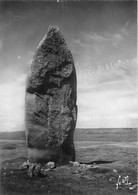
xmin=0 ymin=128 xmax=137 ymax=195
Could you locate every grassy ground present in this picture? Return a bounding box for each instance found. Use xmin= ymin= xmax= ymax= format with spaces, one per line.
xmin=0 ymin=128 xmax=137 ymax=195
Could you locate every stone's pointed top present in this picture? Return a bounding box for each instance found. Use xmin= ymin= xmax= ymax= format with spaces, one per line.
xmin=47 ymin=25 xmax=59 ymax=33
xmin=37 ymin=25 xmax=65 ymax=51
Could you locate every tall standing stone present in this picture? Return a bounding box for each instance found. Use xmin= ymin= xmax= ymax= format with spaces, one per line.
xmin=25 ymin=26 xmax=77 ymax=164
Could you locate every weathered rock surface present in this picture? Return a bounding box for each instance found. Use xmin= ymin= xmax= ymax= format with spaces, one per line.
xmin=25 ymin=26 xmax=77 ymax=164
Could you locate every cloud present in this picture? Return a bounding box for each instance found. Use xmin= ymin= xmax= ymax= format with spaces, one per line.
xmin=71 ymin=23 xmax=136 ymax=71
xmin=76 ymin=58 xmax=137 ymax=128
xmin=77 ymin=58 xmax=137 ymax=86
xmin=72 ymin=21 xmax=135 ymax=56
xmin=72 ymin=39 xmax=94 ymax=49
xmin=0 ymin=39 xmax=3 ymax=51
xmin=77 ymin=88 xmax=137 ymax=128
xmin=0 ymin=72 xmax=26 ymax=131
xmin=82 ymin=33 xmax=106 ymax=42
xmin=81 ymin=31 xmax=124 ymax=48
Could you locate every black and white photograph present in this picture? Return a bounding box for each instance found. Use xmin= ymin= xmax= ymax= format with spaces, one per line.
xmin=0 ymin=0 xmax=137 ymax=194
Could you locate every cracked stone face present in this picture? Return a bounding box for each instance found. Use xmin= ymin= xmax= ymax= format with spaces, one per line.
xmin=25 ymin=26 xmax=77 ymax=164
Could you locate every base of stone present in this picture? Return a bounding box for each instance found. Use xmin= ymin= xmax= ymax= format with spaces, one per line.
xmin=27 ymin=148 xmax=75 ymax=164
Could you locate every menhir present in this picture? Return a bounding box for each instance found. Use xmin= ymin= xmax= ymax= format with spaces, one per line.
xmin=25 ymin=26 xmax=77 ymax=164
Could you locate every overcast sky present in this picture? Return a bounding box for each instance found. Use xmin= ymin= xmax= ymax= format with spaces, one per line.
xmin=0 ymin=1 xmax=137 ymax=131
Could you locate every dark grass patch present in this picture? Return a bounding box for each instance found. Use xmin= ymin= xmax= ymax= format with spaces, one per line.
xmin=80 ymin=160 xmax=115 ymax=165
xmin=1 ymin=144 xmax=17 ymax=150
xmin=1 ymin=167 xmax=82 ymax=195
xmin=2 ymin=157 xmax=27 ymax=166
xmin=90 ymin=167 xmax=111 ymax=174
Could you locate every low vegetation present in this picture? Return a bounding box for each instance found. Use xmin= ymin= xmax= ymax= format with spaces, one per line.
xmin=0 ymin=128 xmax=137 ymax=195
